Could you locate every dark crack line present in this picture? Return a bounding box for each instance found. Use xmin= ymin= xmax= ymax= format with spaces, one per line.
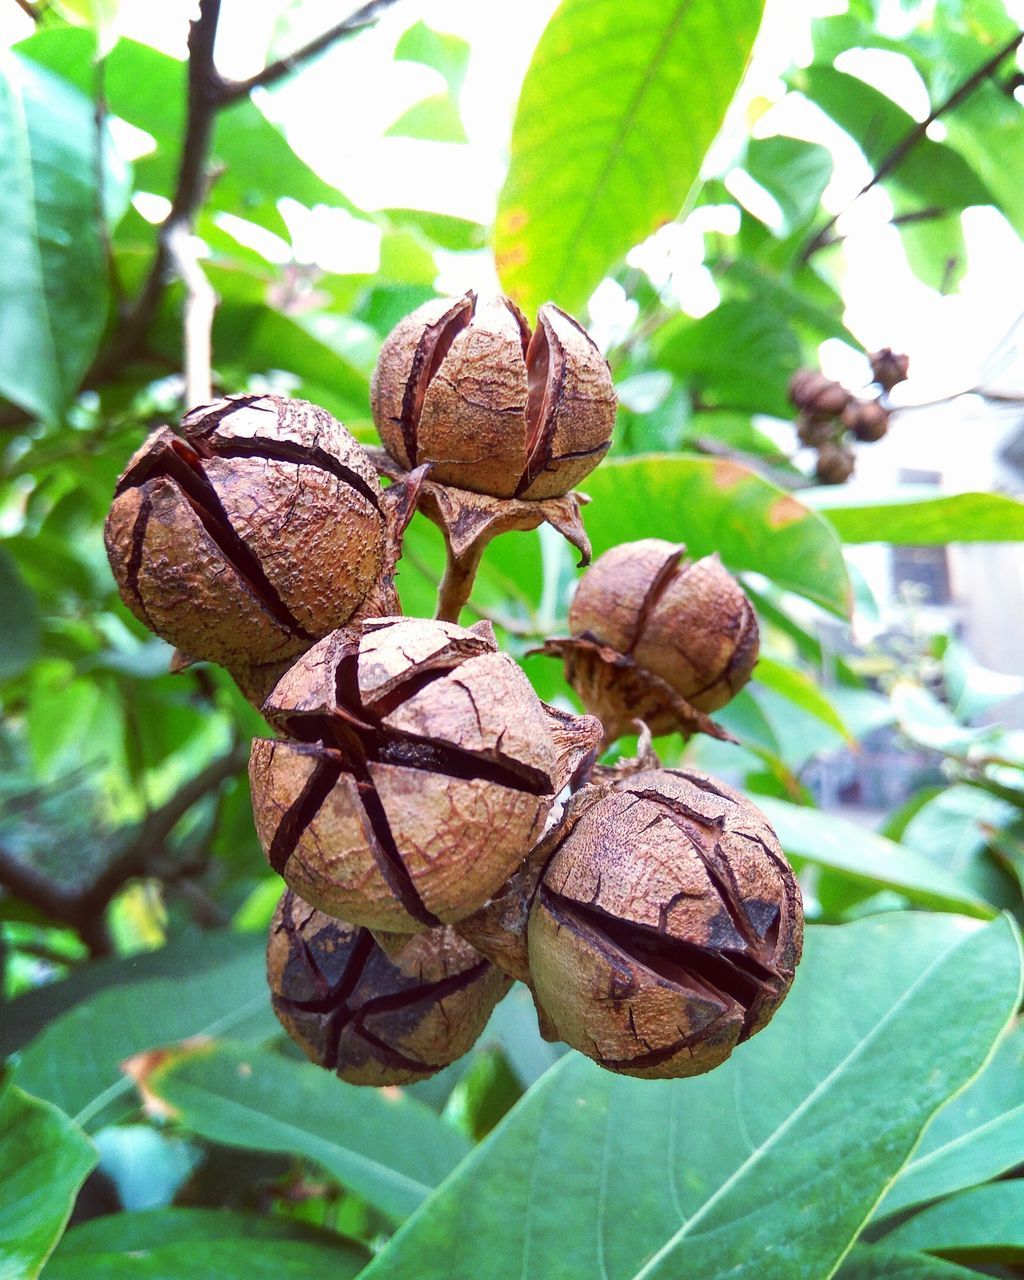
xmin=207 ymin=435 xmax=383 ymax=514
xmin=123 ymin=491 xmax=155 ymax=625
xmin=515 ymin=311 xmax=566 ymax=498
xmin=626 ymin=546 xmax=688 ymax=655
xmin=397 ymin=293 xmax=475 ymax=466
xmin=119 ymin=440 xmax=315 ymax=640
xmin=268 ymin=756 xmax=344 ymax=874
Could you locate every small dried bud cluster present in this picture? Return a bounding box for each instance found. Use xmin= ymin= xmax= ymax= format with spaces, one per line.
xmin=789 ymin=352 xmax=907 ymax=485
xmin=543 ymin=538 xmax=758 ymax=744
xmin=104 ymin=394 xmax=389 ymax=696
xmin=268 ymin=889 xmax=511 ymax=1085
xmin=105 ymin=295 xmax=805 ymax=1088
xmin=370 ymin=292 xmax=616 ymax=500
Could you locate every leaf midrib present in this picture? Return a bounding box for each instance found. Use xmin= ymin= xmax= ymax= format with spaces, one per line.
xmin=548 ymin=0 xmax=695 ymax=301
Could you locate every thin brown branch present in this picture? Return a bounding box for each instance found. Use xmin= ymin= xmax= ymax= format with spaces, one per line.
xmin=11 ymin=0 xmax=40 ymax=21
xmin=0 ymin=745 xmax=246 ymax=943
xmin=215 ymin=0 xmax=402 ymax=105
xmin=801 ymin=29 xmax=1024 ymax=263
xmin=94 ymin=0 xmax=226 ymax=383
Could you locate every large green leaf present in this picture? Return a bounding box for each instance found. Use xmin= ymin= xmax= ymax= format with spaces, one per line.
xmin=495 ymin=0 xmax=764 ymax=314
xmin=12 ymin=941 xmax=273 ymax=1129
xmin=47 ymin=1208 xmax=367 ymax=1280
xmin=580 ymin=455 xmax=852 ymax=616
xmin=877 ymin=1022 xmax=1024 ymax=1219
xmin=758 ymin=798 xmax=996 ymax=918
xmin=808 ymin=488 xmax=1024 ymax=544
xmin=0 ymin=1084 xmax=96 ymax=1280
xmin=1 ymin=930 xmax=266 ymax=1059
xmin=145 ymin=1041 xmax=471 ymax=1223
xmin=837 ymin=1247 xmax=983 ymax=1279
xmin=880 ymin=1183 xmax=1024 ymax=1264
xmin=0 ymin=53 xmax=125 ymax=422
xmin=743 ymin=135 xmax=833 ymax=233
xmin=654 ymin=299 xmax=802 ymax=417
xmin=362 ymin=914 xmax=1021 ymax=1279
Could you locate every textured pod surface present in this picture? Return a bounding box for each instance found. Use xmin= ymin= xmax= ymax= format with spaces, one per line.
xmin=370 ymin=292 xmax=615 ymax=499
xmin=552 ymin=538 xmax=758 ymax=742
xmin=528 ymin=767 xmax=802 ymax=1079
xmin=250 ymin=616 xmax=601 ymax=931
xmin=267 ymin=889 xmax=510 ymax=1085
xmin=104 ymin=394 xmax=387 ymax=669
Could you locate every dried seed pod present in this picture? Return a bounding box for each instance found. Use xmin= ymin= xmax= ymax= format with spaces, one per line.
xmin=788 ymin=369 xmax=851 ymax=417
xmin=250 ymin=616 xmax=602 ymax=932
xmin=795 ymin=411 xmax=836 ymax=448
xmin=370 ymin=292 xmax=616 ymax=500
xmin=815 ymin=441 xmax=856 ymax=485
xmin=842 ymin=398 xmax=890 ymax=442
xmin=869 ymin=347 xmax=909 ymax=391
xmin=104 ymin=394 xmax=387 ymax=670
xmin=544 ymin=539 xmax=758 ymax=744
xmin=528 ymin=767 xmax=802 ymax=1079
xmin=267 ymin=889 xmax=510 ymax=1085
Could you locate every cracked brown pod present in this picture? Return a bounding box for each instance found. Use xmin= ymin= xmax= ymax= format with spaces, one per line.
xmin=267 ymin=888 xmax=511 ymax=1085
xmin=788 ymin=369 xmax=851 ymax=417
xmin=370 ymin=291 xmax=616 ymax=500
xmin=869 ymin=347 xmax=909 ymax=391
xmin=542 ymin=538 xmax=759 ymax=745
xmin=104 ymin=394 xmax=388 ymax=672
xmin=842 ymin=398 xmax=889 ymax=442
xmin=815 ymin=440 xmax=856 ymax=485
xmin=528 ymin=767 xmax=803 ymax=1079
xmin=249 ymin=616 xmax=602 ymax=932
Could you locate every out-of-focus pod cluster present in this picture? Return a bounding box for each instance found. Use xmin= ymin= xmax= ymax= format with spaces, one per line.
xmin=104 ymin=296 xmax=803 ymax=1087
xmin=789 ymin=347 xmax=909 ymax=485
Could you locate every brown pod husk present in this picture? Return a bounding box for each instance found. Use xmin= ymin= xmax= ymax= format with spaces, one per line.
xmin=868 ymin=347 xmax=909 ymax=391
xmin=542 ymin=538 xmax=758 ymax=744
xmin=249 ymin=616 xmax=602 ymax=932
xmin=527 ymin=767 xmax=803 ymax=1080
xmin=841 ymin=398 xmax=890 ymax=442
xmin=788 ymin=369 xmax=851 ymax=416
xmin=104 ymin=394 xmax=388 ymax=671
xmin=267 ymin=888 xmax=511 ymax=1085
xmin=370 ymin=292 xmax=616 ymax=500
xmin=815 ymin=441 xmax=856 ymax=485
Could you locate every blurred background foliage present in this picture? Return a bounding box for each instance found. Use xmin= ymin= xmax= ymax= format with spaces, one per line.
xmin=4 ymin=0 xmax=1024 ymax=1277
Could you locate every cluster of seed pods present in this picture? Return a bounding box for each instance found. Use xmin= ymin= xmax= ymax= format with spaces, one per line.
xmin=104 ymin=295 xmax=804 ymax=1086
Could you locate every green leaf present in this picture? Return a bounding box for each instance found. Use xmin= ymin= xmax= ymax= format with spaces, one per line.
xmin=495 ymin=0 xmax=765 ymax=314
xmin=385 ymin=94 xmax=467 ymax=143
xmin=579 ymin=455 xmax=852 ymax=616
xmin=654 ymin=299 xmax=802 ymax=417
xmin=752 ymin=655 xmax=851 ymax=740
xmin=362 ymin=914 xmax=1022 ymax=1280
xmin=47 ymin=1208 xmax=367 ymax=1280
xmin=0 ymin=546 xmax=40 ymax=680
xmin=837 ymin=1246 xmax=984 ymax=1279
xmin=394 ymin=21 xmax=470 ymax=95
xmin=12 ymin=941 xmax=274 ymax=1129
xmin=0 ymin=1084 xmax=96 ymax=1280
xmin=0 ymin=53 xmax=123 ymax=422
xmin=808 ymin=488 xmax=1024 ymax=544
xmin=49 ymin=0 xmax=123 ymax=59
xmin=145 ymin=1041 xmax=471 ymax=1223
xmin=743 ymin=135 xmax=833 ymax=232
xmin=758 ymin=797 xmax=997 ymax=918
xmin=880 ymin=1183 xmax=1024 ymax=1264
xmin=1 ymin=929 xmax=261 ymax=1059
xmin=798 ymin=65 xmax=993 ymax=212
xmin=877 ymin=1021 xmax=1024 ymax=1219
